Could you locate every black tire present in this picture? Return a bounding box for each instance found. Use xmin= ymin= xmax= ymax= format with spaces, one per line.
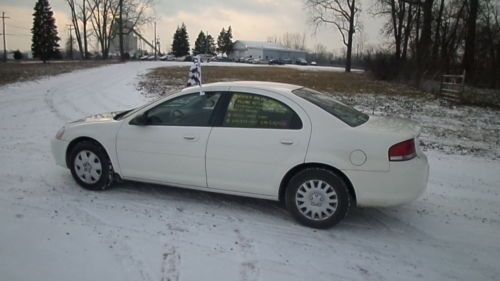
xmin=285 ymin=168 xmax=351 ymax=229
xmin=69 ymin=140 xmax=114 ymax=191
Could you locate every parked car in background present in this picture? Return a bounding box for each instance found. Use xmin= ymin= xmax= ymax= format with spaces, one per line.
xmin=310 ymin=61 xmax=317 ymax=65
xmin=244 ymin=57 xmax=254 ymax=63
xmin=51 ymin=81 xmax=429 ymax=229
xmin=268 ymin=58 xmax=285 ymax=65
xmin=198 ymin=54 xmax=214 ymax=62
xmin=282 ymin=58 xmax=292 ymax=64
xmin=296 ymin=58 xmax=308 ymax=65
xmin=159 ymin=54 xmax=175 ymax=61
xmin=251 ymin=58 xmax=267 ymax=64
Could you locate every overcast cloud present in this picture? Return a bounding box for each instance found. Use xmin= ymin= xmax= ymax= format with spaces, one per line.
xmin=1 ymin=0 xmax=385 ymax=54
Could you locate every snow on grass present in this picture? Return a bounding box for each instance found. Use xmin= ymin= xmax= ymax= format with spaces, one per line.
xmin=0 ymin=61 xmax=499 ymax=281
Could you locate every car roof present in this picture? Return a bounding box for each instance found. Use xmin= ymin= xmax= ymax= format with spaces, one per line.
xmin=182 ymin=81 xmax=303 ymax=94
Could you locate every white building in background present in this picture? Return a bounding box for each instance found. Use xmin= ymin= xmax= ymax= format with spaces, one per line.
xmin=109 ymin=21 xmax=138 ymax=55
xmin=229 ymin=40 xmax=306 ymax=61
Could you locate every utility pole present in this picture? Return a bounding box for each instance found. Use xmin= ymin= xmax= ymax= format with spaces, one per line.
xmin=1 ymin=12 xmax=9 ymax=62
xmin=119 ymin=0 xmax=124 ymax=61
xmin=66 ymin=24 xmax=74 ymax=60
xmin=153 ymin=21 xmax=157 ymax=60
xmin=157 ymin=36 xmax=161 ymax=56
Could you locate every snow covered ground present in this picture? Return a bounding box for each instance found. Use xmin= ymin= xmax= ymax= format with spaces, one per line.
xmin=0 ymin=62 xmax=499 ymax=281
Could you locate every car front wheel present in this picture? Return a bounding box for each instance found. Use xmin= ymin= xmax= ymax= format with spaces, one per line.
xmin=286 ymin=168 xmax=351 ymax=228
xmin=69 ymin=141 xmax=114 ymax=191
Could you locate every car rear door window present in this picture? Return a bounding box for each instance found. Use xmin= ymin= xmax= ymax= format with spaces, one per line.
xmin=146 ymin=92 xmax=221 ymax=126
xmin=222 ymin=93 xmax=302 ymax=129
xmin=292 ymin=88 xmax=369 ymax=127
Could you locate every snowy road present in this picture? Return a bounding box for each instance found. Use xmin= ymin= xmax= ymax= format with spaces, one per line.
xmin=0 ymin=62 xmax=499 ymax=281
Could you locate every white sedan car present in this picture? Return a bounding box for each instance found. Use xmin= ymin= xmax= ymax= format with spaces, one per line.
xmin=51 ymin=81 xmax=429 ymax=228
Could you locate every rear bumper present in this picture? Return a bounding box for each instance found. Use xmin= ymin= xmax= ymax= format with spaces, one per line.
xmin=345 ymin=152 xmax=429 ymax=207
xmin=51 ymin=138 xmax=69 ymax=168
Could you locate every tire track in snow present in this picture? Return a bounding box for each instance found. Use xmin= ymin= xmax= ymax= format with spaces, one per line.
xmin=44 ymin=89 xmax=71 ymax=121
xmin=160 ymin=246 xmax=181 ymax=281
xmin=234 ymin=228 xmax=260 ymax=281
xmin=348 ymin=208 xmax=499 ymax=280
xmin=70 ymin=205 xmax=156 ymax=281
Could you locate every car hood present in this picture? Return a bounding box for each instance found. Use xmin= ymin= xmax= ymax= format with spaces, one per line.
xmin=70 ymin=111 xmax=123 ymax=124
xmin=359 ymin=116 xmax=421 ymax=138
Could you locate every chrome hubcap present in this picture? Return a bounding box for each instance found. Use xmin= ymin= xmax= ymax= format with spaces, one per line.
xmin=295 ymin=180 xmax=338 ymax=221
xmin=74 ymin=150 xmax=102 ymax=184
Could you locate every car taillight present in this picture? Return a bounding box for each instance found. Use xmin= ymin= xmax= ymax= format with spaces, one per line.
xmin=388 ymin=139 xmax=416 ymax=161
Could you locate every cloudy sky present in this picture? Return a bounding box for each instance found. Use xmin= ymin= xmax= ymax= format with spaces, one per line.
xmin=1 ymin=0 xmax=386 ymax=54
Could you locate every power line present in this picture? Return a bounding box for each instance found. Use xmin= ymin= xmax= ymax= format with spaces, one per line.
xmin=7 ymin=34 xmax=31 ymax=37
xmin=6 ymin=24 xmax=31 ymax=31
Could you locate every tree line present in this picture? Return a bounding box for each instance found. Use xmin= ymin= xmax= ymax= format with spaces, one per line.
xmin=30 ymin=0 xmax=234 ymax=61
xmin=373 ymin=0 xmax=500 ymax=88
xmin=307 ymin=0 xmax=500 ymax=89
xmin=30 ymin=0 xmax=500 ymax=89
xmin=170 ymin=24 xmax=234 ymax=57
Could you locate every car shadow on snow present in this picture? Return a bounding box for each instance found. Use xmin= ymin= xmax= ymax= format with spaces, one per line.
xmin=98 ymin=180 xmax=413 ymax=233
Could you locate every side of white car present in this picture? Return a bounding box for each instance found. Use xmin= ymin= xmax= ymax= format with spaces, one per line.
xmin=51 ymin=81 xmax=429 ymax=228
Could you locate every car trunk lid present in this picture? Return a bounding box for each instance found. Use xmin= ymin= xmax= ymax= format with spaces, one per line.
xmin=359 ymin=116 xmax=421 ymax=140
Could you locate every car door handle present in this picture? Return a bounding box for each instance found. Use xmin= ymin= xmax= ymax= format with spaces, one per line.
xmin=280 ymin=139 xmax=294 ymax=145
xmin=183 ymin=135 xmax=197 ymax=141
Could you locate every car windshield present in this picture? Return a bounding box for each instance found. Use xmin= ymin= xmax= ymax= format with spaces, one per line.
xmin=114 ymin=98 xmax=162 ymax=120
xmin=292 ymin=87 xmax=369 ymax=127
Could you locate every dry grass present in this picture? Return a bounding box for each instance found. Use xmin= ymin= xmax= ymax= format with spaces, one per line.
xmin=140 ymin=66 xmax=426 ymax=97
xmin=0 ymin=60 xmax=118 ymax=86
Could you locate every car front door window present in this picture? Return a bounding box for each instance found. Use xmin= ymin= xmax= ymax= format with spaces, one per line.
xmin=146 ymin=92 xmax=221 ymax=126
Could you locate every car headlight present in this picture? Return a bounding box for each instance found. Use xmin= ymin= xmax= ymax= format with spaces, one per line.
xmin=55 ymin=127 xmax=65 ymax=140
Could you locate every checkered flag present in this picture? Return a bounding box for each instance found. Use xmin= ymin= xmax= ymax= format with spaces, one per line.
xmin=187 ymin=56 xmax=202 ymax=87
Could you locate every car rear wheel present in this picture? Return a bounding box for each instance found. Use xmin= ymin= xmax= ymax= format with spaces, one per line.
xmin=285 ymin=168 xmax=351 ymax=228
xmin=69 ymin=141 xmax=114 ymax=191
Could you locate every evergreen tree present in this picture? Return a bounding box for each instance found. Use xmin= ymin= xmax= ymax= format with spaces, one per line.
xmin=31 ymin=0 xmax=60 ymax=63
xmin=216 ymin=27 xmax=226 ymax=54
xmin=171 ymin=23 xmax=190 ymax=57
xmin=206 ymin=34 xmax=216 ymax=55
xmin=13 ymin=50 xmax=23 ymax=60
xmin=193 ymin=31 xmax=206 ymax=55
xmin=216 ymin=26 xmax=234 ymax=56
xmin=223 ymin=26 xmax=234 ymax=55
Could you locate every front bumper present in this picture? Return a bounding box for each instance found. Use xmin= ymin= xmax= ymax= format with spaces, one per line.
xmin=51 ymin=138 xmax=69 ymax=168
xmin=345 ymin=152 xmax=429 ymax=207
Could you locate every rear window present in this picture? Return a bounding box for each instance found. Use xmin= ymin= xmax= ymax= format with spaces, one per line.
xmin=292 ymin=88 xmax=369 ymax=127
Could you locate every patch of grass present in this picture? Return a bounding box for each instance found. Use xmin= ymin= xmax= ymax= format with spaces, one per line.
xmin=141 ymin=66 xmax=426 ymax=97
xmin=0 ymin=60 xmax=118 ymax=86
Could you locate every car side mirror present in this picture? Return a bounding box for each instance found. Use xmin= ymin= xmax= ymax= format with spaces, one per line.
xmin=130 ymin=112 xmax=149 ymax=126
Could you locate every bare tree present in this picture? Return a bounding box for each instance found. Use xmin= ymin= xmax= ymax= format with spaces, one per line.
xmin=477 ymin=0 xmax=500 ymax=87
xmin=66 ymin=0 xmax=95 ymax=59
xmin=89 ymin=0 xmax=118 ymax=59
xmin=282 ymin=32 xmax=307 ymax=50
xmin=306 ymin=0 xmax=360 ymax=72
xmin=401 ymin=2 xmax=415 ymax=61
xmin=462 ymin=0 xmax=479 ymax=80
xmin=267 ymin=32 xmax=307 ymax=50
xmin=439 ymin=0 xmax=467 ymax=73
xmin=376 ymin=0 xmax=408 ymax=61
xmin=88 ymin=0 xmax=153 ymax=59
xmin=431 ymin=0 xmax=445 ymax=65
xmin=266 ymin=35 xmax=279 ymax=44
xmin=402 ymin=0 xmax=434 ymax=85
xmin=370 ymin=0 xmax=500 ymax=91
